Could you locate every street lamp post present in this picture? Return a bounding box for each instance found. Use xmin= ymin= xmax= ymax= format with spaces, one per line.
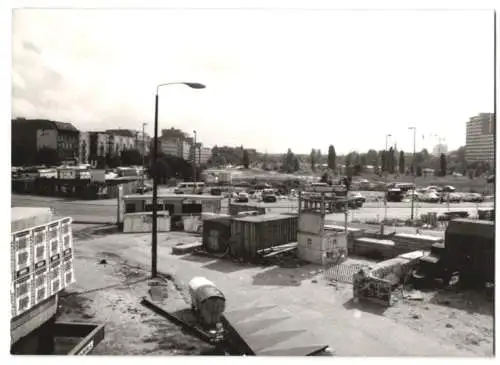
xmin=151 ymin=82 xmax=205 ymax=278
xmin=193 ymin=130 xmax=197 ymax=186
xmin=409 ymin=127 xmax=417 ymax=221
xmin=383 ymin=134 xmax=392 ymax=227
xmin=142 ymin=122 xmax=147 ymax=183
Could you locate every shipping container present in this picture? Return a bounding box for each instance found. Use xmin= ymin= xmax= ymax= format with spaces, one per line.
xmin=202 ymin=217 xmax=232 ymax=254
xmin=230 ymin=214 xmax=298 ymax=260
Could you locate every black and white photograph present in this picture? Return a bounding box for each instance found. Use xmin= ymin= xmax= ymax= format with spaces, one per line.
xmin=5 ymin=1 xmax=497 ymax=359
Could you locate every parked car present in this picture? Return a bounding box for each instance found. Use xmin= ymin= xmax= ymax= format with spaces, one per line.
xmin=421 ymin=191 xmax=440 ymax=203
xmin=442 ymin=185 xmax=456 ymax=193
xmin=446 ymin=192 xmax=462 ymax=203
xmin=136 ymin=183 xmax=153 ymax=194
xmin=348 ymin=192 xmax=366 ymax=207
xmin=462 ymin=193 xmax=484 ymax=203
xmin=262 ymin=188 xmax=277 ymax=203
xmin=174 ymin=182 xmax=205 ymax=194
xmin=405 ymin=190 xmax=423 ymax=201
xmin=422 ymin=185 xmax=440 ymax=192
xmin=236 ymin=192 xmax=249 ymax=203
xmin=210 ymin=187 xmax=222 ymax=196
xmin=386 ymin=188 xmax=405 ymax=202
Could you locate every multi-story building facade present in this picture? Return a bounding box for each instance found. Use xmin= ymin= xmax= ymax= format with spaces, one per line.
xmin=159 ymin=127 xmax=212 ymax=164
xmin=78 ymin=131 xmax=90 ymax=164
xmin=190 ymin=142 xmax=212 ymax=165
xmin=12 ymin=118 xmax=80 ymax=166
xmin=432 ymin=144 xmax=448 ymax=157
xmin=465 ymin=113 xmax=495 ymax=164
xmin=160 ymin=128 xmax=192 ymax=160
xmin=89 ymin=132 xmax=110 ymax=160
xmin=199 ymin=146 xmax=212 ymax=164
xmin=105 ymin=129 xmax=136 ymax=157
xmin=135 ymin=131 xmax=151 ymax=156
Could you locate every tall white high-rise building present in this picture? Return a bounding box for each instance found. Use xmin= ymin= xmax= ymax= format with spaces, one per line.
xmin=465 ymin=113 xmax=495 ymax=163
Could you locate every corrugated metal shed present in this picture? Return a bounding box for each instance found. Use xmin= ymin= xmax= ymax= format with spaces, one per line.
xmin=231 ymin=214 xmax=298 ymax=260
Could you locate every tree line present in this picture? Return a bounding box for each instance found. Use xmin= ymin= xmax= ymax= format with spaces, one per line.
xmin=206 ymin=143 xmax=491 ymax=179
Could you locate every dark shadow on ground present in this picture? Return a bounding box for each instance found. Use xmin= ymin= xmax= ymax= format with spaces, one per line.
xmin=251 ymin=264 xmax=320 ymax=287
xmin=429 ymin=288 xmax=494 ymax=317
xmin=180 ymin=254 xmax=217 ymax=264
xmin=342 ymin=298 xmax=388 ymax=316
xmin=202 ymin=259 xmax=248 ymax=274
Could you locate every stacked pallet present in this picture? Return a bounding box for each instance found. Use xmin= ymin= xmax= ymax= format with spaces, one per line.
xmin=11 ymin=208 xmax=75 ymax=319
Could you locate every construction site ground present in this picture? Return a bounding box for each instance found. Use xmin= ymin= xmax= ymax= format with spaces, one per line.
xmin=60 ymin=224 xmax=494 ymax=356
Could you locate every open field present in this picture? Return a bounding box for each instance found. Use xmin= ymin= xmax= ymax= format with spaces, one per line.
xmin=209 ymin=168 xmax=493 ymax=193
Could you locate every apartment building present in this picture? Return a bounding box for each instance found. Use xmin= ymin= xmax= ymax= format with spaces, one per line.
xmin=12 ymin=118 xmax=80 ymax=166
xmin=190 ymin=142 xmax=212 ymax=165
xmin=78 ymin=131 xmax=90 ymax=164
xmin=160 ymin=128 xmax=192 ymax=159
xmin=135 ymin=131 xmax=151 ymax=156
xmin=105 ymin=129 xmax=136 ymax=156
xmin=89 ymin=132 xmax=110 ymax=159
xmin=465 ymin=113 xmax=495 ymax=164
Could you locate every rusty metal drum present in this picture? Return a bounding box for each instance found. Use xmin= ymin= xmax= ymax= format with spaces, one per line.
xmin=188 ymin=277 xmax=226 ymax=328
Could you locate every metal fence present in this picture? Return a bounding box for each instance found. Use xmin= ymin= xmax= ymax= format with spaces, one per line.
xmin=323 ymin=262 xmax=367 ymax=284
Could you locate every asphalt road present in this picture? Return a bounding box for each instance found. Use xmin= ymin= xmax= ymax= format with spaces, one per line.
xmin=11 ymin=194 xmax=494 ymax=224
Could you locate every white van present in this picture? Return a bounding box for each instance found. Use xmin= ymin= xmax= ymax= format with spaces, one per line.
xmin=174 ymin=182 xmax=205 ymax=195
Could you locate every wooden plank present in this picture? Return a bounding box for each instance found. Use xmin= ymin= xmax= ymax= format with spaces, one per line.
xmin=263 ymin=247 xmax=297 ymax=258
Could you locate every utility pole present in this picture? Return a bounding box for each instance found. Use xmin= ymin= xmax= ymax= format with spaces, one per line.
xmin=142 ymin=123 xmax=147 ymax=183
xmin=383 ymin=134 xmax=391 ymax=226
xmin=409 ymin=127 xmax=417 ymax=221
xmin=193 ymin=130 xmax=197 ymax=187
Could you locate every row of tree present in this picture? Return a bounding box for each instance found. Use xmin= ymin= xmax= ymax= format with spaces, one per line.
xmin=207 ymin=143 xmax=491 ymax=179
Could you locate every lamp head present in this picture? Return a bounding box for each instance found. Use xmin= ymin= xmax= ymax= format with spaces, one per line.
xmin=185 ymin=82 xmax=206 ymax=89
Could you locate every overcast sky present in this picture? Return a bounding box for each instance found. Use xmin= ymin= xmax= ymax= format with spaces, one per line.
xmin=11 ymin=9 xmax=494 ymax=154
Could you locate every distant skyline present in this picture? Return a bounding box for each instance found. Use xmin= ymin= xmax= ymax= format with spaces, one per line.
xmin=12 ymin=9 xmax=494 ymax=154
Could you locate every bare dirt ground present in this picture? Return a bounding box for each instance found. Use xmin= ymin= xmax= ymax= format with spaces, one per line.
xmin=57 ymin=225 xmax=213 ymax=355
xmin=63 ymin=225 xmax=494 ymax=356
xmin=320 ymin=277 xmax=494 ymax=356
